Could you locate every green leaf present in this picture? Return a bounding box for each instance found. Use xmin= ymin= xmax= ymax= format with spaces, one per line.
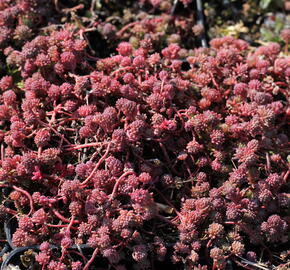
xmin=259 ymin=0 xmax=272 ymax=9
xmin=16 ymin=81 xmax=24 ymax=89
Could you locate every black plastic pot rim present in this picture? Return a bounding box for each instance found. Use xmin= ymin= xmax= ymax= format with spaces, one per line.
xmin=0 ymin=244 xmax=93 ymax=270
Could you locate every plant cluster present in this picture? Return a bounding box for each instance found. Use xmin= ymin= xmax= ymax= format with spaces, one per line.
xmin=68 ymin=0 xmax=289 ymax=56
xmin=0 ymin=1 xmax=289 ymax=270
xmin=68 ymin=0 xmax=207 ymax=59
xmin=205 ymin=0 xmax=289 ymax=43
xmin=0 ymin=0 xmax=55 ymax=49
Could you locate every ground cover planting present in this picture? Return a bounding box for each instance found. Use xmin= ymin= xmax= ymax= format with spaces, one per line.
xmin=0 ymin=1 xmax=289 ymax=269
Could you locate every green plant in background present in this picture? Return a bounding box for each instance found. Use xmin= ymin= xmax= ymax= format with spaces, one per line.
xmin=260 ymin=0 xmax=275 ymax=9
xmin=209 ymin=21 xmax=249 ymax=39
xmin=205 ymin=0 xmax=288 ymax=45
xmin=260 ymin=12 xmax=290 ymax=43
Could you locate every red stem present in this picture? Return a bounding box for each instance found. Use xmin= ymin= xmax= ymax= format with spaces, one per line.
xmin=110 ymin=171 xmax=135 ymax=201
xmin=66 ymin=215 xmax=75 ymax=233
xmin=58 ymin=117 xmax=79 ymax=124
xmin=46 ymin=223 xmax=77 ymax=230
xmin=59 ymin=217 xmax=75 ymax=262
xmin=65 ymin=141 xmax=107 ymax=151
xmin=154 ymin=188 xmax=182 ymax=219
xmin=116 ymin=21 xmax=138 ymax=37
xmin=83 ymin=247 xmax=99 ymax=270
xmin=52 ymin=209 xmax=80 ymax=224
xmin=283 ymin=169 xmax=289 ymax=182
xmin=231 ymin=257 xmax=257 ymax=270
xmin=1 ymin=143 xmax=4 ymax=161
xmin=112 ymin=66 xmax=134 ymax=77
xmin=68 ymin=249 xmax=88 ymax=263
xmin=37 ymin=119 xmax=72 ymax=146
xmin=3 ymin=206 xmax=17 ymax=216
xmin=80 ymin=142 xmax=111 ymax=187
xmin=159 ymin=142 xmax=182 ymax=176
xmin=225 ymin=221 xmax=272 ymax=260
xmin=12 ymin=185 xmax=34 ymax=216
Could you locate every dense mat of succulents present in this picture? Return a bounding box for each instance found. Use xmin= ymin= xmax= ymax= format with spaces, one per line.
xmin=0 ymin=0 xmax=289 ymax=269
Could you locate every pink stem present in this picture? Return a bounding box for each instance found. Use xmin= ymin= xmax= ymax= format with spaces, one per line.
xmin=80 ymin=142 xmax=111 ymax=187
xmin=58 ymin=117 xmax=79 ymax=124
xmin=46 ymin=223 xmax=77 ymax=230
xmin=59 ymin=217 xmax=75 ymax=262
xmin=83 ymin=247 xmax=99 ymax=270
xmin=112 ymin=66 xmax=134 ymax=77
xmin=66 ymin=215 xmax=75 ymax=233
xmin=283 ymin=169 xmax=289 ymax=182
xmin=116 ymin=21 xmax=138 ymax=37
xmin=12 ymin=185 xmax=34 ymax=216
xmin=65 ymin=141 xmax=107 ymax=151
xmin=1 ymin=143 xmax=4 ymax=162
xmin=225 ymin=221 xmax=272 ymax=259
xmin=37 ymin=119 xmax=72 ymax=146
xmin=110 ymin=171 xmax=135 ymax=201
xmin=3 ymin=206 xmax=17 ymax=216
xmin=154 ymin=188 xmax=182 ymax=219
xmin=52 ymin=209 xmax=80 ymax=224
xmin=231 ymin=257 xmax=256 ymax=270
xmin=68 ymin=249 xmax=88 ymax=263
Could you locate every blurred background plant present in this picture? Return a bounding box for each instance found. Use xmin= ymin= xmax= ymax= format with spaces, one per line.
xmin=52 ymin=0 xmax=289 ymax=57
xmin=205 ymin=0 xmax=289 ymax=44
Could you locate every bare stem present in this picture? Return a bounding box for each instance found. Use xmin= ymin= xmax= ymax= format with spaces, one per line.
xmin=80 ymin=142 xmax=112 ymax=187
xmin=12 ymin=185 xmax=34 ymax=216
xmin=52 ymin=209 xmax=80 ymax=224
xmin=65 ymin=141 xmax=108 ymax=151
xmin=110 ymin=171 xmax=135 ymax=201
xmin=83 ymin=247 xmax=99 ymax=270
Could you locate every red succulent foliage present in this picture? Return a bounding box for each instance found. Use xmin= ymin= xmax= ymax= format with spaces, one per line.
xmin=0 ymin=1 xmax=289 ymax=269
